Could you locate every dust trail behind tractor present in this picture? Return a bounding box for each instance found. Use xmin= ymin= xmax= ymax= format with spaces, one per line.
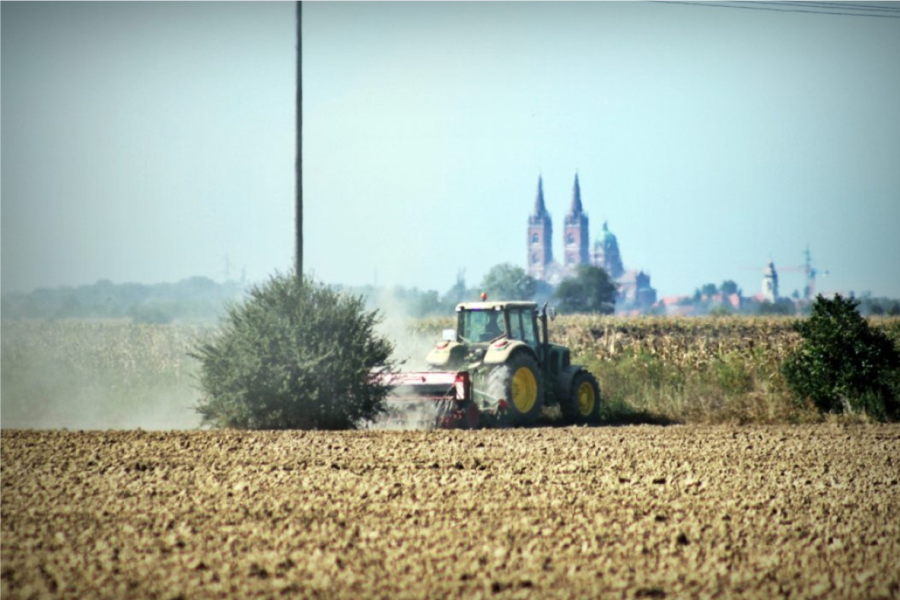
xmin=373 ymin=371 xmax=481 ymax=429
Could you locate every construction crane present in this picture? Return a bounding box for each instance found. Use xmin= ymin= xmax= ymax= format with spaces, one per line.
xmin=780 ymin=246 xmax=830 ymax=300
xmin=745 ymin=246 xmax=830 ymax=301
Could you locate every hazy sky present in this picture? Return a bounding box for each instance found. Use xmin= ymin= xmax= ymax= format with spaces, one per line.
xmin=3 ymin=1 xmax=900 ymax=299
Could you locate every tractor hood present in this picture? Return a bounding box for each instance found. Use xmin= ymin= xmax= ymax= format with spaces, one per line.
xmin=426 ymin=335 xmax=531 ymax=369
xmin=426 ymin=340 xmax=466 ymax=367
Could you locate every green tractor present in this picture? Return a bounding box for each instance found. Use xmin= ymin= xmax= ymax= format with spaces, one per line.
xmin=384 ymin=299 xmax=601 ymax=428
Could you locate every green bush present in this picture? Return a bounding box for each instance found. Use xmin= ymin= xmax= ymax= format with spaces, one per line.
xmin=193 ymin=273 xmax=394 ymax=429
xmin=782 ymin=294 xmax=900 ymax=420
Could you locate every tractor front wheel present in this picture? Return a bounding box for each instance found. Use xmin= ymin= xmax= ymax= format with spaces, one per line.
xmin=488 ymin=352 xmax=544 ymax=426
xmin=561 ymin=370 xmax=602 ymax=425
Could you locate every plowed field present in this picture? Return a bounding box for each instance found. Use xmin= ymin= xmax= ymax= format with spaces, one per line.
xmin=3 ymin=426 xmax=899 ymax=599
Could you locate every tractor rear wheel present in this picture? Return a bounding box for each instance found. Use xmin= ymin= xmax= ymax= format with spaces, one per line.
xmin=488 ymin=352 xmax=543 ymax=426
xmin=561 ymin=370 xmax=601 ymax=425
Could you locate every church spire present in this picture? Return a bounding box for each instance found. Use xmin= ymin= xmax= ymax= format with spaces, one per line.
xmin=568 ymin=173 xmax=583 ymax=217
xmin=563 ymin=172 xmax=589 ymax=270
xmin=532 ymin=176 xmax=547 ymax=218
xmin=527 ymin=175 xmax=553 ymax=281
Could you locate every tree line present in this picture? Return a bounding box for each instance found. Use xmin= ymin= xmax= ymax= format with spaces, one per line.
xmin=1 ymin=277 xmax=247 ymax=323
xmin=0 ymin=265 xmax=618 ymax=324
xmin=346 ymin=263 xmax=617 ymax=318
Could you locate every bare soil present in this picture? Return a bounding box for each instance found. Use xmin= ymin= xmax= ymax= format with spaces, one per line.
xmin=2 ymin=425 xmax=899 ymax=599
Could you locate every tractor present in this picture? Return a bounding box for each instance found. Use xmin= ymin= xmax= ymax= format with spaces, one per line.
xmin=381 ymin=298 xmax=601 ymax=428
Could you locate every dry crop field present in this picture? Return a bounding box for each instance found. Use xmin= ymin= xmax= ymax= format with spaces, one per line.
xmin=4 ymin=317 xmax=899 ymax=428
xmin=3 ymin=425 xmax=899 ymax=600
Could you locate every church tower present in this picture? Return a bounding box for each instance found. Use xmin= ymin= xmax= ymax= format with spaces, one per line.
xmin=563 ymin=174 xmax=590 ymax=272
xmin=527 ymin=176 xmax=553 ymax=280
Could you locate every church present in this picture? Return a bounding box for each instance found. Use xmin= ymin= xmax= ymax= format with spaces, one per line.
xmin=527 ymin=175 xmax=658 ymax=311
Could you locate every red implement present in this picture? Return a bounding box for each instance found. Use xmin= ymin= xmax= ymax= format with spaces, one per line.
xmin=380 ymin=371 xmax=466 ymax=400
xmin=376 ymin=371 xmax=477 ymax=428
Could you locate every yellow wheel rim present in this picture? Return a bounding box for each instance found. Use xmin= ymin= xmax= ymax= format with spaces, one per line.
xmin=577 ymin=381 xmax=595 ymax=416
xmin=511 ymin=367 xmax=538 ymax=414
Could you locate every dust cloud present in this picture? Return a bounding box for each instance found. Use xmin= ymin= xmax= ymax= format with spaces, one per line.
xmin=0 ymin=289 xmax=450 ymax=431
xmin=369 ymin=288 xmax=448 ymax=372
xmin=1 ymin=321 xmax=203 ymax=430
xmin=367 ymin=289 xmax=453 ymax=429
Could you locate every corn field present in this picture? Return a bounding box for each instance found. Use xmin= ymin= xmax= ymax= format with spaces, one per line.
xmin=553 ymin=316 xmax=801 ymax=364
xmin=3 ymin=317 xmax=899 ymax=429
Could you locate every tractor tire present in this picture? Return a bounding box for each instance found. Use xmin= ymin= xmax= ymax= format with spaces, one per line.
xmin=561 ymin=370 xmax=602 ymax=425
xmin=487 ymin=352 xmax=544 ymax=426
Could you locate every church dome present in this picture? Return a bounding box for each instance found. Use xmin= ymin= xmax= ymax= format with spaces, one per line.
xmin=600 ymin=221 xmax=620 ymax=251
xmin=602 ymin=221 xmax=617 ymax=243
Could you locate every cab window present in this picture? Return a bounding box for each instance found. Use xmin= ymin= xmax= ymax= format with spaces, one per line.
xmin=459 ymin=309 xmax=506 ymax=342
xmin=522 ymin=311 xmax=538 ymax=347
xmin=508 ymin=310 xmax=524 ymax=341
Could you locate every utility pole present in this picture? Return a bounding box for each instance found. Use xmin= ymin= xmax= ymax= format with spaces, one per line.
xmin=295 ymin=1 xmax=303 ymax=281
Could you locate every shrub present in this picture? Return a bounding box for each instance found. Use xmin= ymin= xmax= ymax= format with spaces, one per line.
xmin=193 ymin=273 xmax=394 ymax=429
xmin=782 ymin=294 xmax=900 ymax=420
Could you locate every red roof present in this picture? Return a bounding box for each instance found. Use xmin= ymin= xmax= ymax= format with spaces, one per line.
xmin=658 ymin=295 xmax=690 ymax=307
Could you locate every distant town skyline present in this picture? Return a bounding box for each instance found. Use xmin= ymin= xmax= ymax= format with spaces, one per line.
xmin=3 ymin=2 xmax=900 ymax=299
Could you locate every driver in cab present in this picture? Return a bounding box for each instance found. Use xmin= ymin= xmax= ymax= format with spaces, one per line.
xmin=480 ymin=311 xmax=505 ymax=342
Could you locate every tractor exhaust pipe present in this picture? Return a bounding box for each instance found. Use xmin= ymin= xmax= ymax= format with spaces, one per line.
xmin=541 ymin=302 xmax=550 ymax=364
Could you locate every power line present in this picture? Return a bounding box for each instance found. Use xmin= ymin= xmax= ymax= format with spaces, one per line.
xmin=652 ymin=1 xmax=900 ymax=18
xmin=743 ymin=1 xmax=900 ymax=12
xmin=684 ymin=2 xmax=900 ymax=17
xmin=296 ymin=1 xmax=303 ymax=281
xmin=755 ymin=1 xmax=900 ymax=10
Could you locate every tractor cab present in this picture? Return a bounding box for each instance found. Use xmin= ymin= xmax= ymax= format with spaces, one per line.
xmin=426 ymin=301 xmax=543 ymax=368
xmin=456 ymin=301 xmax=540 ymax=348
xmin=427 ymin=300 xmax=569 ymax=377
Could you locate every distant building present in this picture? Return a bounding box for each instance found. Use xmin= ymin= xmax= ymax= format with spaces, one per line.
xmin=618 ymin=270 xmax=657 ymax=307
xmin=655 ymin=291 xmax=742 ymax=316
xmin=591 ymin=221 xmax=624 ymax=280
xmin=527 ymin=175 xmax=657 ymax=311
xmin=762 ymin=261 xmax=779 ymax=303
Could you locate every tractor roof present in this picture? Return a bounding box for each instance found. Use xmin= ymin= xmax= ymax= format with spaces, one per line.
xmin=456 ymin=301 xmax=538 ymax=312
